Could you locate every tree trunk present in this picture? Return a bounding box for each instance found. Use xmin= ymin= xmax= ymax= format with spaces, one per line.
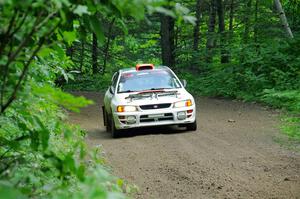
xmin=254 ymin=0 xmax=260 ymax=52
xmin=228 ymin=0 xmax=235 ymax=61
xmin=229 ymin=0 xmax=234 ymax=32
xmin=240 ymin=0 xmax=252 ymax=63
xmin=92 ymin=33 xmax=98 ymax=74
xmin=216 ymin=0 xmax=229 ymax=63
xmin=160 ymin=14 xmax=175 ymax=68
xmin=102 ymin=18 xmax=115 ymax=74
xmin=175 ymin=25 xmax=179 ymax=49
xmin=254 ymin=0 xmax=259 ymax=43
xmin=66 ymin=45 xmax=73 ymax=60
xmin=206 ymin=0 xmax=217 ymax=63
xmin=80 ymin=40 xmax=84 ymax=72
xmin=193 ymin=0 xmax=203 ymax=51
xmin=274 ymin=0 xmax=294 ymax=38
xmin=243 ymin=0 xmax=252 ymax=43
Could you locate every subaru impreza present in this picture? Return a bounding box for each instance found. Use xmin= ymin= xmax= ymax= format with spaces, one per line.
xmin=103 ymin=64 xmax=197 ymax=138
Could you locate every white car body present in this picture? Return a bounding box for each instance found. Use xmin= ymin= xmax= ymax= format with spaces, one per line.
xmin=103 ymin=65 xmax=197 ymax=137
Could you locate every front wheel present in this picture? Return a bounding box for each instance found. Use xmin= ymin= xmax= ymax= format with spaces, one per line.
xmin=186 ymin=120 xmax=197 ymax=131
xmin=111 ymin=117 xmax=120 ymax=138
xmin=103 ymin=106 xmax=111 ymax=132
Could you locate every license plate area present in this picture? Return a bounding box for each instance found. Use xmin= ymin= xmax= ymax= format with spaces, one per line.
xmin=140 ymin=113 xmax=173 ymax=123
xmin=148 ymin=114 xmax=165 ymax=118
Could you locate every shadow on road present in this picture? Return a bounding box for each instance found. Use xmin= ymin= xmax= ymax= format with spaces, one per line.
xmin=87 ymin=125 xmax=192 ymax=140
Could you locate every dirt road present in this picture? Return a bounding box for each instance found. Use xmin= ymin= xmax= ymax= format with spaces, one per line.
xmin=69 ymin=92 xmax=300 ymax=199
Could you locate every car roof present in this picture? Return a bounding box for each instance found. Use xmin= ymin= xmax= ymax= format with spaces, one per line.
xmin=118 ymin=65 xmax=171 ymax=73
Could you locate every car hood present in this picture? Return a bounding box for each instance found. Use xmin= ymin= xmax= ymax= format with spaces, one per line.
xmin=113 ymin=89 xmax=193 ymax=106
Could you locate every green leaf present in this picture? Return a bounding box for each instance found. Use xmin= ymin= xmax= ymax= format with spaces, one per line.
xmin=0 ymin=181 xmax=27 ymax=199
xmin=73 ymin=5 xmax=90 ymax=16
xmin=183 ymin=15 xmax=196 ymax=25
xmin=153 ymin=7 xmax=175 ymax=18
xmin=30 ymin=131 xmax=39 ymax=151
xmin=77 ymin=164 xmax=85 ymax=181
xmin=63 ymin=31 xmax=77 ymax=45
xmin=59 ymin=9 xmax=67 ymax=23
xmin=175 ymin=3 xmax=189 ymax=15
xmin=89 ymin=16 xmax=105 ymax=44
xmin=32 ymin=84 xmax=93 ymax=112
xmin=38 ymin=47 xmax=53 ymax=58
xmin=63 ymin=153 xmax=76 ymax=173
xmin=33 ymin=115 xmax=50 ymax=151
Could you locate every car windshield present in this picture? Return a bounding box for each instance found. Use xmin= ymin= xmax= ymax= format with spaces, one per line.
xmin=117 ymin=69 xmax=181 ymax=93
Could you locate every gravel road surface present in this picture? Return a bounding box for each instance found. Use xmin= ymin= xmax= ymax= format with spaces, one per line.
xmin=69 ymin=92 xmax=300 ymax=199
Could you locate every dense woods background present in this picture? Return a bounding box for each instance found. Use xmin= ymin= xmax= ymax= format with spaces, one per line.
xmin=0 ymin=0 xmax=299 ymax=198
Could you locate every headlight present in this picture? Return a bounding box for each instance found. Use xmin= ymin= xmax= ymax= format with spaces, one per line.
xmin=117 ymin=105 xmax=138 ymax=112
xmin=173 ymin=99 xmax=192 ymax=108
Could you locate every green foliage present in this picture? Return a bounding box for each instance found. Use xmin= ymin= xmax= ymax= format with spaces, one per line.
xmin=0 ymin=81 xmax=126 ymax=198
xmin=177 ymin=36 xmax=300 ymax=141
xmin=62 ymin=74 xmax=112 ymax=92
xmin=262 ymin=89 xmax=300 ymax=111
xmin=262 ymin=89 xmax=300 ymax=140
xmin=1 ymin=0 xmax=175 ymax=198
xmin=33 ymin=84 xmax=93 ymax=112
xmin=280 ymin=117 xmax=300 ymax=140
xmin=1 ymin=0 xmax=299 ymax=197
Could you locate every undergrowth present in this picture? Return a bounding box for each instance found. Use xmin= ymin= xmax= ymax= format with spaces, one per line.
xmin=0 ymin=80 xmax=137 ymax=198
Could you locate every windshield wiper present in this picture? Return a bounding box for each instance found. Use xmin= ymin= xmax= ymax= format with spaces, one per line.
xmin=149 ymin=87 xmax=171 ymax=90
xmin=118 ymin=90 xmax=137 ymax=93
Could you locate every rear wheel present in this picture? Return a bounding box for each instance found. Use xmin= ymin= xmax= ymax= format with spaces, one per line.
xmin=186 ymin=120 xmax=197 ymax=131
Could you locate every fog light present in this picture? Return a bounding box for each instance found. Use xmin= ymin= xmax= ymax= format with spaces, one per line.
xmin=126 ymin=115 xmax=136 ymax=124
xmin=177 ymin=111 xmax=186 ymax=120
xmin=118 ymin=116 xmax=125 ymax=120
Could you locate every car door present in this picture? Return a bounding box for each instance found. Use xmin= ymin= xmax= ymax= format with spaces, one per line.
xmin=104 ymin=72 xmax=119 ymax=114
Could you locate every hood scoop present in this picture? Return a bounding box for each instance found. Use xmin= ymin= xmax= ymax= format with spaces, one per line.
xmin=125 ymin=90 xmax=179 ymax=101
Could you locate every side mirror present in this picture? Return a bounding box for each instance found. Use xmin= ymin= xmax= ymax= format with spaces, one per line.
xmin=109 ymin=86 xmax=114 ymax=94
xmin=111 ymin=72 xmax=117 ymax=82
xmin=181 ymin=79 xmax=187 ymax=88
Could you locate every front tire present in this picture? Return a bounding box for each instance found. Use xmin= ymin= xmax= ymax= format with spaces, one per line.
xmin=186 ymin=120 xmax=197 ymax=131
xmin=111 ymin=117 xmax=120 ymax=138
xmin=103 ymin=106 xmax=111 ymax=132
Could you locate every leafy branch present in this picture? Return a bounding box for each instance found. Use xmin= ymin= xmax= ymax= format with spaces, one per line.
xmin=0 ymin=15 xmax=62 ymax=114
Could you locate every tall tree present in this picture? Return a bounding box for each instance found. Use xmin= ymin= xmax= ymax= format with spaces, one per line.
xmin=216 ymin=0 xmax=229 ymax=63
xmin=240 ymin=0 xmax=252 ymax=63
xmin=80 ymin=40 xmax=85 ymax=72
xmin=274 ymin=0 xmax=294 ymax=38
xmin=193 ymin=0 xmax=203 ymax=51
xmin=254 ymin=0 xmax=260 ymax=52
xmin=206 ymin=0 xmax=217 ymax=63
xmin=102 ymin=18 xmax=115 ymax=74
xmin=228 ymin=0 xmax=235 ymax=61
xmin=92 ymin=33 xmax=98 ymax=74
xmin=160 ymin=14 xmax=175 ymax=67
xmin=229 ymin=0 xmax=234 ymax=33
xmin=243 ymin=0 xmax=252 ymax=43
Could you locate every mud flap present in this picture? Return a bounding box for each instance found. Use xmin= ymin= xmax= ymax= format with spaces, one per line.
xmin=102 ymin=106 xmax=106 ymax=126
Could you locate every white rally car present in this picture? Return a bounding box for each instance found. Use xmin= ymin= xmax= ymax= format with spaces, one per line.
xmin=103 ymin=64 xmax=197 ymax=138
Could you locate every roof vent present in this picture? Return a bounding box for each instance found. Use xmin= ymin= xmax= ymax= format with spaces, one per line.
xmin=136 ymin=63 xmax=154 ymax=71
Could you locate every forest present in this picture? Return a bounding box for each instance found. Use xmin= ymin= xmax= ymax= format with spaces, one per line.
xmin=0 ymin=0 xmax=299 ymax=198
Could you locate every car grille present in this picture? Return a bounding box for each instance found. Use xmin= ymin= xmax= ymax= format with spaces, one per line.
xmin=140 ymin=103 xmax=171 ymax=110
xmin=140 ymin=113 xmax=173 ymax=123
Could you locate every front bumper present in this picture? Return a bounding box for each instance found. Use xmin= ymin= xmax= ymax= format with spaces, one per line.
xmin=112 ymin=105 xmax=196 ymax=130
